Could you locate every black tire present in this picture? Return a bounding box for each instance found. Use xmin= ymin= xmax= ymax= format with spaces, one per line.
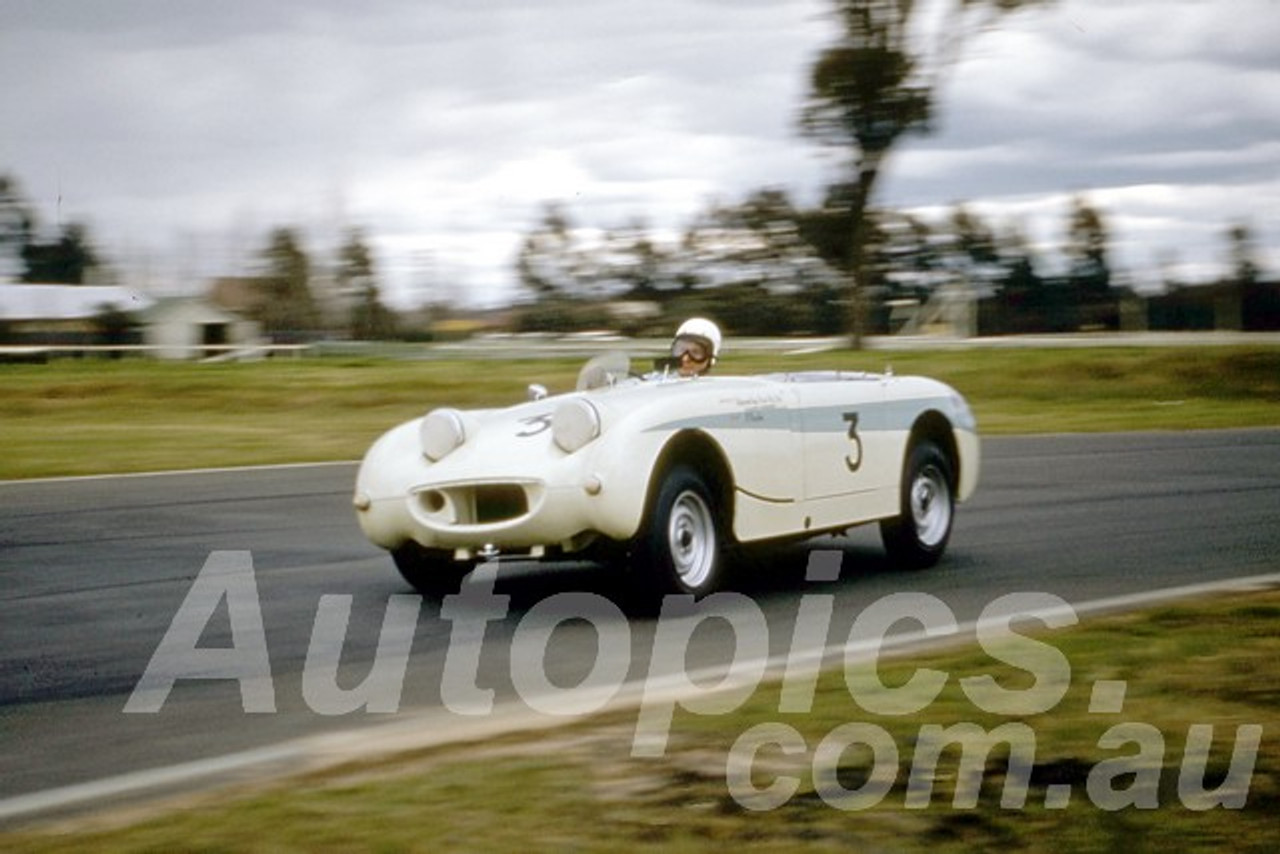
xmin=391 ymin=542 xmax=474 ymax=597
xmin=880 ymin=439 xmax=955 ymax=570
xmin=632 ymin=465 xmax=725 ymax=598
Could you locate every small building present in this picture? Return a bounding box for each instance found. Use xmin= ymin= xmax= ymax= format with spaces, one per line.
xmin=139 ymin=297 xmax=263 ymax=360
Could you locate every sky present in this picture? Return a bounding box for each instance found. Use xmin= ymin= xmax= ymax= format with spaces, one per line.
xmin=2 ymin=0 xmax=1277 ymax=308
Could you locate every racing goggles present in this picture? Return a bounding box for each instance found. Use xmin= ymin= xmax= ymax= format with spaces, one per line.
xmin=672 ymin=336 xmax=711 ymax=364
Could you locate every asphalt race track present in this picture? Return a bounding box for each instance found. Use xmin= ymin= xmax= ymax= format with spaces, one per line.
xmin=2 ymin=429 xmax=1279 ymax=819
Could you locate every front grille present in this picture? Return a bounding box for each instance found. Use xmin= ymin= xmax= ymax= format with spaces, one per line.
xmin=414 ymin=482 xmax=536 ymax=526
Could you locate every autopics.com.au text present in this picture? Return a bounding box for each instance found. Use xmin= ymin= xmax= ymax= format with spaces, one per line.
xmin=126 ymin=551 xmax=1264 ymax=811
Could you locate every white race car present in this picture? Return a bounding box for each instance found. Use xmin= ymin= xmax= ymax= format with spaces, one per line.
xmin=353 ymin=354 xmax=979 ymax=597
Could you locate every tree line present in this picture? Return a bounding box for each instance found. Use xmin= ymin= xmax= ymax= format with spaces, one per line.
xmin=5 ymin=168 xmax=1273 ymax=344
xmin=513 ymin=188 xmax=1277 ymax=337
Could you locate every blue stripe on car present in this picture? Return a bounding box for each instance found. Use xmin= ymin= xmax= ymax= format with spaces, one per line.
xmin=645 ymin=397 xmax=963 ymax=434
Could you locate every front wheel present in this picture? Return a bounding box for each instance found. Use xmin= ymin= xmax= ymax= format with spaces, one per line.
xmin=391 ymin=542 xmax=474 ymax=597
xmin=880 ymin=440 xmax=955 ymax=569
xmin=633 ymin=465 xmax=725 ymax=598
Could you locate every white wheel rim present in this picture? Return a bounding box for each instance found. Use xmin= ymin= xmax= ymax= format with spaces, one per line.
xmin=911 ymin=463 xmax=952 ymax=548
xmin=668 ymin=490 xmax=715 ymax=590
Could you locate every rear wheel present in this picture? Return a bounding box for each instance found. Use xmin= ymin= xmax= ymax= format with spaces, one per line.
xmin=633 ymin=465 xmax=725 ymax=598
xmin=391 ymin=542 xmax=474 ymax=597
xmin=880 ymin=439 xmax=954 ymax=569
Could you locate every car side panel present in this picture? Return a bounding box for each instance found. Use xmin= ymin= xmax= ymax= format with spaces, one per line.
xmin=596 ymin=380 xmax=808 ymax=543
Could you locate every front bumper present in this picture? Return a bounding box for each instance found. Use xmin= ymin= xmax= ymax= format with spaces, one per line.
xmin=356 ymin=476 xmax=610 ymax=557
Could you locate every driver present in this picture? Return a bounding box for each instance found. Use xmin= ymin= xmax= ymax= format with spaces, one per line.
xmin=670 ymin=317 xmax=722 ymax=377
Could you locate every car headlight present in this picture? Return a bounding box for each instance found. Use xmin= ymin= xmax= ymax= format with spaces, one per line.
xmin=420 ymin=408 xmax=466 ymax=461
xmin=552 ymin=398 xmax=601 ymax=453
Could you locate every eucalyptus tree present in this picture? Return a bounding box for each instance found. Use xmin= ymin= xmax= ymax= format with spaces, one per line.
xmin=258 ymin=227 xmax=319 ymax=336
xmin=1225 ymin=221 xmax=1260 ymax=287
xmin=1064 ymin=194 xmax=1113 ymax=304
xmin=515 ymin=202 xmax=596 ymax=301
xmin=340 ymin=228 xmax=396 ymax=340
xmin=21 ymin=221 xmax=100 ymax=284
xmin=0 ymin=173 xmax=33 ymax=274
xmin=799 ymin=0 xmax=1054 ymax=346
xmin=1 ymin=174 xmax=100 ymax=283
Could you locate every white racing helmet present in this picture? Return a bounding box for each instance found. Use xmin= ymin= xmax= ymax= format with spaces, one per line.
xmin=672 ymin=317 xmax=722 ymax=367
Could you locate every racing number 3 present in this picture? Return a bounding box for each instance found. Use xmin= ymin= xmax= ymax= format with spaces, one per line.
xmin=516 ymin=414 xmax=553 ymax=437
xmin=843 ymin=411 xmax=862 ymax=472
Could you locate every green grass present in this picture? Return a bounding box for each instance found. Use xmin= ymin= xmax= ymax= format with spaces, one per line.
xmin=1 ymin=345 xmax=1277 ymax=479
xmin=0 ymin=357 xmax=587 ymax=479
xmin=5 ymin=591 xmax=1278 ymax=852
xmin=884 ymin=346 xmax=1280 ymax=434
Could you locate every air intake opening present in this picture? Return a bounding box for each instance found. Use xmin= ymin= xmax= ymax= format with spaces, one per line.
xmin=474 ymin=484 xmax=528 ymax=523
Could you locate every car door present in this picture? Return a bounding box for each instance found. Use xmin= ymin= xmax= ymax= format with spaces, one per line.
xmin=792 ymin=374 xmax=893 ymax=529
